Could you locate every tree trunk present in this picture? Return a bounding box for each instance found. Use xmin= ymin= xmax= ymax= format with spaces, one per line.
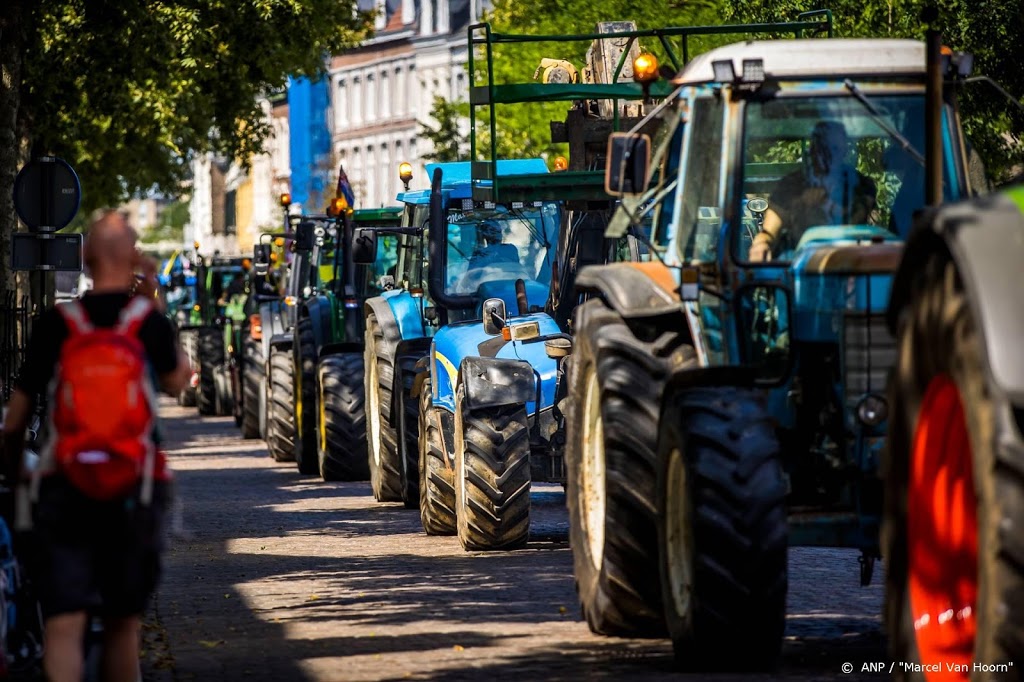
xmin=0 ymin=1 xmax=28 ymax=303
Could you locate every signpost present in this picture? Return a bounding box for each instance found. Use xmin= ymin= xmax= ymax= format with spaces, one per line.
xmin=11 ymin=157 xmax=83 ymax=312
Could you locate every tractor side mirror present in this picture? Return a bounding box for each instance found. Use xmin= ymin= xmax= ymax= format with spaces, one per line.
xmin=294 ymin=221 xmax=315 ymax=252
xmin=253 ymin=244 xmax=271 ymax=274
xmin=605 ymin=132 xmax=651 ymax=196
xmin=482 ymin=297 xmax=506 ymax=336
xmin=352 ymin=228 xmax=378 ymax=265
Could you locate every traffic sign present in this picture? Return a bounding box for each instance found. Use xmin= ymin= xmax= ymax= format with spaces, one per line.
xmin=11 ymin=233 xmax=83 ymax=271
xmin=13 ymin=157 xmax=81 ymax=232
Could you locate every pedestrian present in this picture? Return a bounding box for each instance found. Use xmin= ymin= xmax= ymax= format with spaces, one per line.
xmin=1 ymin=209 xmax=191 ymax=682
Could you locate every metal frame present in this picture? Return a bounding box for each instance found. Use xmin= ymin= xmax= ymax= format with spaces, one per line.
xmin=466 ymin=11 xmax=833 ymax=203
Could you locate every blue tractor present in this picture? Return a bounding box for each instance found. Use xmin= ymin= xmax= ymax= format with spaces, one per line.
xmin=561 ymin=30 xmax=981 ymax=671
xmin=361 ymin=159 xmax=553 ymax=517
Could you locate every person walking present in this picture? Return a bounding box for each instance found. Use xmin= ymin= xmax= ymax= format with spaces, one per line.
xmin=2 ymin=210 xmax=190 ymax=682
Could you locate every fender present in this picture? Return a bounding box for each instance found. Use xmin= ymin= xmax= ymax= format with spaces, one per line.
xmin=258 ymin=300 xmax=286 ymax=360
xmin=459 ymin=357 xmax=537 ymax=412
xmin=269 ymin=332 xmax=292 ymax=352
xmin=888 ymin=191 xmax=1024 ymax=405
xmin=364 ymin=297 xmax=404 ymax=361
xmin=302 ymin=295 xmax=334 ymax=353
xmin=575 ymin=261 xmax=686 ymax=323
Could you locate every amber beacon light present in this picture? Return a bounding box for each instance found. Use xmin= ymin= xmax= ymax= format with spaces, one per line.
xmin=632 ymin=53 xmax=659 ymax=83
xmin=399 ymin=162 xmax=413 ymax=190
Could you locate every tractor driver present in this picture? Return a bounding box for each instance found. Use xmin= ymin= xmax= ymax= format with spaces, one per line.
xmin=749 ymin=120 xmax=877 ymax=261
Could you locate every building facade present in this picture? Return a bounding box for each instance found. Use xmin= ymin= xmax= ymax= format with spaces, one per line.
xmin=187 ymin=95 xmax=290 ymax=257
xmin=188 ymin=0 xmax=486 ymax=245
xmin=327 ymin=0 xmax=487 ymax=209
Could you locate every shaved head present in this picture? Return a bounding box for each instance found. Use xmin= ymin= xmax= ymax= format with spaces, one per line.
xmin=84 ymin=210 xmax=140 ymax=290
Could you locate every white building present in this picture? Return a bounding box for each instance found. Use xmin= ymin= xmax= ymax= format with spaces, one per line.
xmin=188 ymin=94 xmax=290 ymax=256
xmin=329 ymin=0 xmax=488 ymax=208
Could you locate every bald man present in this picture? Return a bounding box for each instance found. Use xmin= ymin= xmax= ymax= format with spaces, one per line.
xmin=2 ymin=210 xmax=189 ymax=682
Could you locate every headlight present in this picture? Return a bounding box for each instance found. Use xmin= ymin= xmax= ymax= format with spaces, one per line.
xmin=856 ymin=394 xmax=888 ymax=426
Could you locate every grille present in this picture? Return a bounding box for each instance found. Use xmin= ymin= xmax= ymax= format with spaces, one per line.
xmin=843 ymin=313 xmax=897 ymax=406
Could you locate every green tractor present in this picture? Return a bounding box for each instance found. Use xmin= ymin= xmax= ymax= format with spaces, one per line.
xmin=178 ymin=252 xmax=249 ymax=416
xmin=262 ymin=204 xmax=402 ymax=478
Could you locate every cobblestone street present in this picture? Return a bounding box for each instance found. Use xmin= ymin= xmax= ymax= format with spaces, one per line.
xmin=143 ymin=398 xmax=887 ymax=681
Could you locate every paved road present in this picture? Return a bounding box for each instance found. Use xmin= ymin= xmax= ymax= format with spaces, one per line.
xmin=143 ymin=398 xmax=887 ymax=681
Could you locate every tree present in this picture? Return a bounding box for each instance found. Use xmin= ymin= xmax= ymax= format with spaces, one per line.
xmin=420 ymin=96 xmax=468 ymax=162
xmin=0 ymin=0 xmax=375 ymax=300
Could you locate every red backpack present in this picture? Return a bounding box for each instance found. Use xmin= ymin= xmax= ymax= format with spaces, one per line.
xmin=48 ymin=297 xmax=157 ymax=502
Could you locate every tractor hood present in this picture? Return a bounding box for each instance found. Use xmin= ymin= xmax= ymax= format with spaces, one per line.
xmin=789 ymin=236 xmax=902 ymax=344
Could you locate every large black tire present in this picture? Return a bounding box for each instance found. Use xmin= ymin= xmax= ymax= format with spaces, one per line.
xmin=564 ymin=298 xmax=693 ymax=637
xmin=240 ymin=342 xmax=263 ymax=439
xmin=365 ymin=313 xmax=403 ymax=502
xmin=293 ymin=317 xmax=319 ymax=475
xmin=454 ymin=384 xmax=531 ymax=551
xmin=267 ymin=347 xmax=296 ymax=462
xmin=317 ymin=354 xmax=370 ymax=482
xmin=214 ymin=363 xmax=234 ymax=417
xmin=657 ymin=386 xmax=788 ymax=671
xmin=884 ymin=248 xmax=1024 ymax=677
xmin=396 ymin=355 xmax=421 ymax=510
xmin=197 ymin=327 xmax=224 ymax=416
xmin=418 ymin=378 xmax=456 ymax=535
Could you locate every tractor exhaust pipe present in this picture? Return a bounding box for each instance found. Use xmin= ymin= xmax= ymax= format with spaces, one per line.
xmin=925 ymin=27 xmax=943 ymax=206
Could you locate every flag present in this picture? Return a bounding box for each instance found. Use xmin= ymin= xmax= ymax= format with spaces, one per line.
xmin=336 ymin=164 xmax=355 ymax=208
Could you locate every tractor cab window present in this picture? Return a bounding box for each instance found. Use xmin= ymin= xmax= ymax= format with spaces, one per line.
xmin=739 ymin=93 xmax=950 ymax=263
xmin=443 ymin=202 xmax=559 ymax=297
xmin=362 ymin=233 xmax=400 ymax=297
xmin=607 ymin=104 xmax=683 ymax=255
xmin=675 ymin=96 xmax=726 ymax=263
xmin=396 ymin=205 xmax=429 ymax=292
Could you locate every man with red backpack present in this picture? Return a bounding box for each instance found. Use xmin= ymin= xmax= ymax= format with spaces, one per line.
xmin=2 ymin=210 xmax=190 ymax=682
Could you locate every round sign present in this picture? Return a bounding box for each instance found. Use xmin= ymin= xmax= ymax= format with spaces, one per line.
xmin=13 ymin=157 xmax=81 ymax=232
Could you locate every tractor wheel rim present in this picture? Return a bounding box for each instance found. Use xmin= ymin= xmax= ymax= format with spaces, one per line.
xmin=318 ymin=377 xmax=327 ymax=453
xmin=665 ymin=446 xmax=694 ymax=622
xmin=368 ymin=355 xmax=382 ymax=467
xmin=581 ymin=368 xmax=606 ymax=571
xmin=908 ymin=374 xmax=978 ymax=670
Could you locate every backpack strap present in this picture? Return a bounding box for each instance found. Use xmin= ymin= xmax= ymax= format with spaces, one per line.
xmin=115 ymin=296 xmax=153 ymax=336
xmin=56 ymin=301 xmax=93 ymax=336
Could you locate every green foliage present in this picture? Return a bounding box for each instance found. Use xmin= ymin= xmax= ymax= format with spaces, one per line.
xmin=720 ymin=0 xmax=1024 ymax=183
xmin=18 ymin=0 xmax=375 ymax=211
xmin=420 ymin=96 xmax=468 ymax=162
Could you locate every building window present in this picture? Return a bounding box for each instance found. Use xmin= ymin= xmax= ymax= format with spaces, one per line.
xmin=336 ymin=78 xmax=348 ymax=127
xmin=224 ymin=189 xmax=237 ymax=235
xmin=394 ymin=66 xmax=403 ymax=117
xmin=365 ymin=74 xmax=375 ymax=122
xmin=352 ymin=77 xmax=361 ymax=123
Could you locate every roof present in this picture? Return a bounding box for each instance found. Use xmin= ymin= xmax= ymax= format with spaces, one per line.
xmin=424 ymin=159 xmax=549 ymax=183
xmin=399 ymin=159 xmax=551 ymax=205
xmin=673 ymin=39 xmax=926 ymax=85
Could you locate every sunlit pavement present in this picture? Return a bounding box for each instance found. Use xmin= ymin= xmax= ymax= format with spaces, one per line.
xmin=143 ymin=397 xmax=885 ymax=681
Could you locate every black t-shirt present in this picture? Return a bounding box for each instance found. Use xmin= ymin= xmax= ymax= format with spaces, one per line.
xmin=16 ymin=293 xmax=179 ymax=399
